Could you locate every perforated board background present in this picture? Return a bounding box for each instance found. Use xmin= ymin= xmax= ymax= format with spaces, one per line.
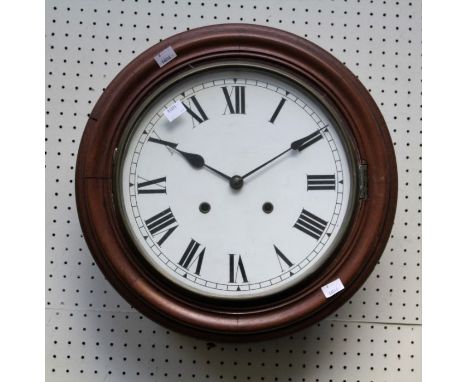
xmin=45 ymin=0 xmax=421 ymax=381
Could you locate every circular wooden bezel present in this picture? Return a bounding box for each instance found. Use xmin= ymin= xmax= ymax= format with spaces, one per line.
xmin=76 ymin=24 xmax=397 ymax=341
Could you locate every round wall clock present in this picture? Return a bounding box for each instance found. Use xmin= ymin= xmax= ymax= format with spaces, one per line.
xmin=76 ymin=24 xmax=397 ymax=341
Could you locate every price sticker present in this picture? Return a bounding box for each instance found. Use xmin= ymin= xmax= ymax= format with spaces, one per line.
xmin=163 ymin=101 xmax=186 ymax=122
xmin=154 ymin=46 xmax=177 ymax=67
xmin=321 ymin=278 xmax=345 ymax=298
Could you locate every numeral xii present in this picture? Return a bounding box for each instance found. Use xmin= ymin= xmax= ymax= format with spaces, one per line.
xmin=222 ymin=86 xmax=245 ymax=114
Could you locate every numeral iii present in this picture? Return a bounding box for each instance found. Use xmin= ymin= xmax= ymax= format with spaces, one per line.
xmin=307 ymin=175 xmax=336 ymax=191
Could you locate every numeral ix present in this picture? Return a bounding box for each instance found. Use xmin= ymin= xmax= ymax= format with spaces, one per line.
xmin=137 ymin=176 xmax=167 ymax=194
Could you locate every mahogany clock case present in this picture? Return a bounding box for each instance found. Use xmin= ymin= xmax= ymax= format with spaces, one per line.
xmin=76 ymin=24 xmax=397 ymax=341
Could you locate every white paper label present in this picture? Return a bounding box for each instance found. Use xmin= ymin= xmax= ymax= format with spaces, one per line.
xmin=321 ymin=278 xmax=345 ymax=298
xmin=154 ymin=46 xmax=177 ymax=67
xmin=163 ymin=101 xmax=186 ymax=122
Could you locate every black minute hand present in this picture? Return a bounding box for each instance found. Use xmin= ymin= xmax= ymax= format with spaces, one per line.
xmin=241 ymin=147 xmax=292 ymax=180
xmin=241 ymin=126 xmax=328 ymax=181
xmin=148 ymin=137 xmax=231 ymax=181
xmin=290 ymin=125 xmax=328 ymax=151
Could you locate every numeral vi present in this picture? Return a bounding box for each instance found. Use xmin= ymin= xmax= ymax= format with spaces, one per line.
xmin=228 ymin=254 xmax=248 ymax=283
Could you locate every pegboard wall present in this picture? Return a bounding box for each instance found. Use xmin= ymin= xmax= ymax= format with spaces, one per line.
xmin=45 ymin=1 xmax=421 ymax=381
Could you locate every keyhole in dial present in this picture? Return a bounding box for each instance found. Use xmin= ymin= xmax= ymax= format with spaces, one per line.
xmin=199 ymin=202 xmax=211 ymax=214
xmin=262 ymin=202 xmax=274 ymax=214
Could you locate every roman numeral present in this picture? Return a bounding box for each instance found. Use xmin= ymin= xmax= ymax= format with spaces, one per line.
xmin=228 ymin=254 xmax=248 ymax=283
xmin=178 ymin=239 xmax=205 ymax=275
xmin=145 ymin=208 xmax=178 ymax=246
xmin=269 ymin=98 xmax=286 ymax=124
xmin=307 ymin=175 xmax=336 ymax=191
xmin=182 ymin=96 xmax=208 ymax=126
xmin=293 ymin=209 xmax=328 ymax=240
xmin=222 ymin=86 xmax=245 ymax=114
xmin=274 ymin=245 xmax=294 ymax=272
xmin=137 ymin=176 xmax=167 ymax=194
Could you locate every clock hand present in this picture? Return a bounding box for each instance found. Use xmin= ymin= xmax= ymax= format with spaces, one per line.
xmin=204 ymin=163 xmax=232 ymax=181
xmin=241 ymin=126 xmax=328 ymax=181
xmin=290 ymin=125 xmax=328 ymax=151
xmin=149 ymin=137 xmax=204 ymax=168
xmin=148 ymin=137 xmax=232 ymax=181
xmin=241 ymin=147 xmax=292 ymax=180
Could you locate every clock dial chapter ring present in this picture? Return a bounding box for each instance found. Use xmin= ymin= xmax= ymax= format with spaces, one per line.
xmin=120 ymin=65 xmax=355 ymax=300
xmin=76 ymin=24 xmax=397 ymax=341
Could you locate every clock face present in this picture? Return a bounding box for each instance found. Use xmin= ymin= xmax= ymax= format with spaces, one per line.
xmin=116 ymin=63 xmax=356 ymax=299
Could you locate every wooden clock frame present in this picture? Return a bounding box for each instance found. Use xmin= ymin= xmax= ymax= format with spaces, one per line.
xmin=76 ymin=24 xmax=397 ymax=341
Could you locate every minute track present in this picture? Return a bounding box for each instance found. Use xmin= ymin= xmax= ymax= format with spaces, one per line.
xmin=126 ymin=72 xmax=349 ymax=298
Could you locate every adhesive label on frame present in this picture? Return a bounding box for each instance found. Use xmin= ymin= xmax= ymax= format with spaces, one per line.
xmin=154 ymin=46 xmax=177 ymax=67
xmin=321 ymin=278 xmax=345 ymax=298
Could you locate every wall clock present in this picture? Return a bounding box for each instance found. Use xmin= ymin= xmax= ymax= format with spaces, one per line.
xmin=76 ymin=24 xmax=397 ymax=341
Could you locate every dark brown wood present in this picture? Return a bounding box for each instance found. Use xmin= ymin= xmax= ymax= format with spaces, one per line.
xmin=76 ymin=24 xmax=397 ymax=341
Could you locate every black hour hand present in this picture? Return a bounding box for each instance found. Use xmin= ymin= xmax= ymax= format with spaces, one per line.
xmin=148 ymin=137 xmax=204 ymax=168
xmin=149 ymin=137 xmax=178 ymax=149
xmin=177 ymin=151 xmax=205 ymax=169
xmin=148 ymin=136 xmax=232 ymax=180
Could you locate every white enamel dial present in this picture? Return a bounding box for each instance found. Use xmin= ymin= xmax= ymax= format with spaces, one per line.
xmin=117 ymin=63 xmax=356 ymax=299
